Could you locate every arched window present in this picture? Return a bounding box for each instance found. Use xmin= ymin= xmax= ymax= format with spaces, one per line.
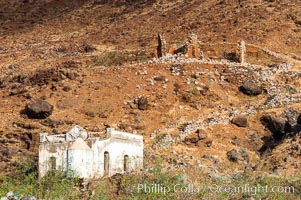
xmin=124 ymin=155 xmax=129 ymax=172
xmin=104 ymin=151 xmax=109 ymax=176
xmin=49 ymin=156 xmax=56 ymax=171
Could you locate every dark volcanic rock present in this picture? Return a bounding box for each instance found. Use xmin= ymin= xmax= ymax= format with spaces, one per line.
xmin=227 ymin=149 xmax=239 ymax=162
xmin=260 ymin=115 xmax=294 ymax=140
xmin=239 ymin=80 xmax=262 ymax=96
xmin=154 ymin=76 xmax=165 ymax=81
xmin=63 ymin=86 xmax=72 ymax=92
xmin=137 ymin=96 xmax=148 ymax=110
xmin=227 ymin=149 xmax=249 ymax=163
xmin=231 ymin=115 xmax=248 ymax=127
xmin=24 ymin=99 xmax=53 ymax=119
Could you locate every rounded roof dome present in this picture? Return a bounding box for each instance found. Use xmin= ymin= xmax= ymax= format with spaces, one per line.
xmin=68 ymin=138 xmax=91 ymax=150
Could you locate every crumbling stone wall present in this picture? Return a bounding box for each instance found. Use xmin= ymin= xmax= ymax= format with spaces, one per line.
xmin=156 ymin=33 xmax=203 ymax=59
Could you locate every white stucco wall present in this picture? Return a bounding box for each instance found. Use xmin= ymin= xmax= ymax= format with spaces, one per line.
xmin=39 ymin=127 xmax=143 ymax=179
xmin=39 ymin=143 xmax=68 ymax=177
xmin=67 ymin=149 xmax=93 ymax=178
xmin=97 ymin=129 xmax=143 ymax=177
xmin=91 ymin=137 xmax=143 ymax=177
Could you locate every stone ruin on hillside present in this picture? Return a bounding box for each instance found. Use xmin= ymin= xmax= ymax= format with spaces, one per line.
xmin=156 ymin=33 xmax=246 ymax=64
xmin=156 ymin=33 xmax=204 ymax=59
xmin=237 ymin=39 xmax=246 ymax=64
xmin=39 ymin=126 xmax=143 ymax=179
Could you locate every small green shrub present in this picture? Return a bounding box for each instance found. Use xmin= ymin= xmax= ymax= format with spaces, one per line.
xmin=2 ymin=157 xmax=300 ymax=200
xmin=0 ymin=157 xmax=81 ymax=199
xmin=285 ymin=85 xmax=297 ymax=94
xmin=91 ymin=51 xmax=149 ymax=67
xmin=223 ymin=51 xmax=239 ymax=62
xmin=92 ymin=52 xmax=124 ymax=67
xmin=191 ymin=86 xmax=199 ymax=95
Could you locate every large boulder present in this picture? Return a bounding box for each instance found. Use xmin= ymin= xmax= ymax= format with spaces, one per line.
xmin=25 ymin=99 xmax=53 ymax=119
xmin=231 ymin=115 xmax=248 ymax=127
xmin=240 ymin=80 xmax=262 ymax=96
xmin=260 ymin=115 xmax=294 ymax=140
xmin=185 ymin=129 xmax=208 ymax=144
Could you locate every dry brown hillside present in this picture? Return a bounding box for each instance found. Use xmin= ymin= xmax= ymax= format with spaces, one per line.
xmin=0 ymin=0 xmax=301 ymax=198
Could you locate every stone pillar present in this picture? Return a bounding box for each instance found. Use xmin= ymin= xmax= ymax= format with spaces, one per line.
xmin=187 ymin=45 xmax=193 ymax=58
xmin=156 ymin=33 xmax=167 ymax=58
xmin=192 ymin=38 xmax=200 ymax=58
xmin=186 ymin=33 xmax=203 ymax=58
xmin=237 ymin=39 xmax=246 ymax=64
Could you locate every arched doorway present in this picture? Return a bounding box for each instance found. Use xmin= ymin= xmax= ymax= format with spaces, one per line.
xmin=49 ymin=156 xmax=56 ymax=171
xmin=124 ymin=155 xmax=129 ymax=172
xmin=104 ymin=151 xmax=109 ymax=176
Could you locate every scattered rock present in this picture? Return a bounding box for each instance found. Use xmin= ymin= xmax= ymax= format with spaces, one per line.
xmin=204 ymin=140 xmax=212 ymax=147
xmin=20 ymin=196 xmax=37 ymax=200
xmin=154 ymin=76 xmax=165 ymax=81
xmin=152 ymin=133 xmax=174 ymax=149
xmin=0 ymin=193 xmax=34 ymax=200
xmin=184 ymin=132 xmax=199 ymax=143
xmin=231 ymin=115 xmax=248 ymax=127
xmin=9 ymin=87 xmax=28 ymax=96
xmin=197 ymin=129 xmax=208 ymax=140
xmin=239 ymin=80 xmax=262 ymax=96
xmin=203 ymin=154 xmax=219 ymax=164
xmin=227 ymin=149 xmax=249 ymax=163
xmin=119 ymin=124 xmax=145 ymax=132
xmin=63 ymin=86 xmax=72 ymax=92
xmin=199 ymin=85 xmax=209 ymax=96
xmin=238 ymin=149 xmax=249 ymax=163
xmin=208 ymin=171 xmax=224 ymax=180
xmin=137 ymin=96 xmax=148 ymax=110
xmin=227 ymin=149 xmax=239 ymax=162
xmin=24 ymin=93 xmax=33 ymax=99
xmin=24 ymin=99 xmax=53 ymax=119
xmin=173 ymin=83 xmax=181 ymax=94
xmin=13 ymin=122 xmax=38 ymax=129
xmin=245 ymin=131 xmax=260 ymax=144
xmin=185 ymin=129 xmax=208 ymax=145
xmin=284 ymin=155 xmax=291 ymax=162
xmin=260 ymin=115 xmax=294 ymax=140
xmin=281 ymin=108 xmax=299 ymax=125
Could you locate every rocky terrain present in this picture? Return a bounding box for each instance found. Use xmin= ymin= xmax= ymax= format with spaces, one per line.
xmin=0 ymin=0 xmax=301 ymax=199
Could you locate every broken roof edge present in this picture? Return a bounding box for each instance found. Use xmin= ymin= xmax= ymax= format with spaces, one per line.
xmin=39 ymin=126 xmax=143 ymax=143
xmin=106 ymin=128 xmax=143 ymax=141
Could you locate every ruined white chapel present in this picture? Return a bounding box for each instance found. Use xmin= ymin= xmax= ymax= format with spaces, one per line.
xmin=39 ymin=126 xmax=143 ymax=179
